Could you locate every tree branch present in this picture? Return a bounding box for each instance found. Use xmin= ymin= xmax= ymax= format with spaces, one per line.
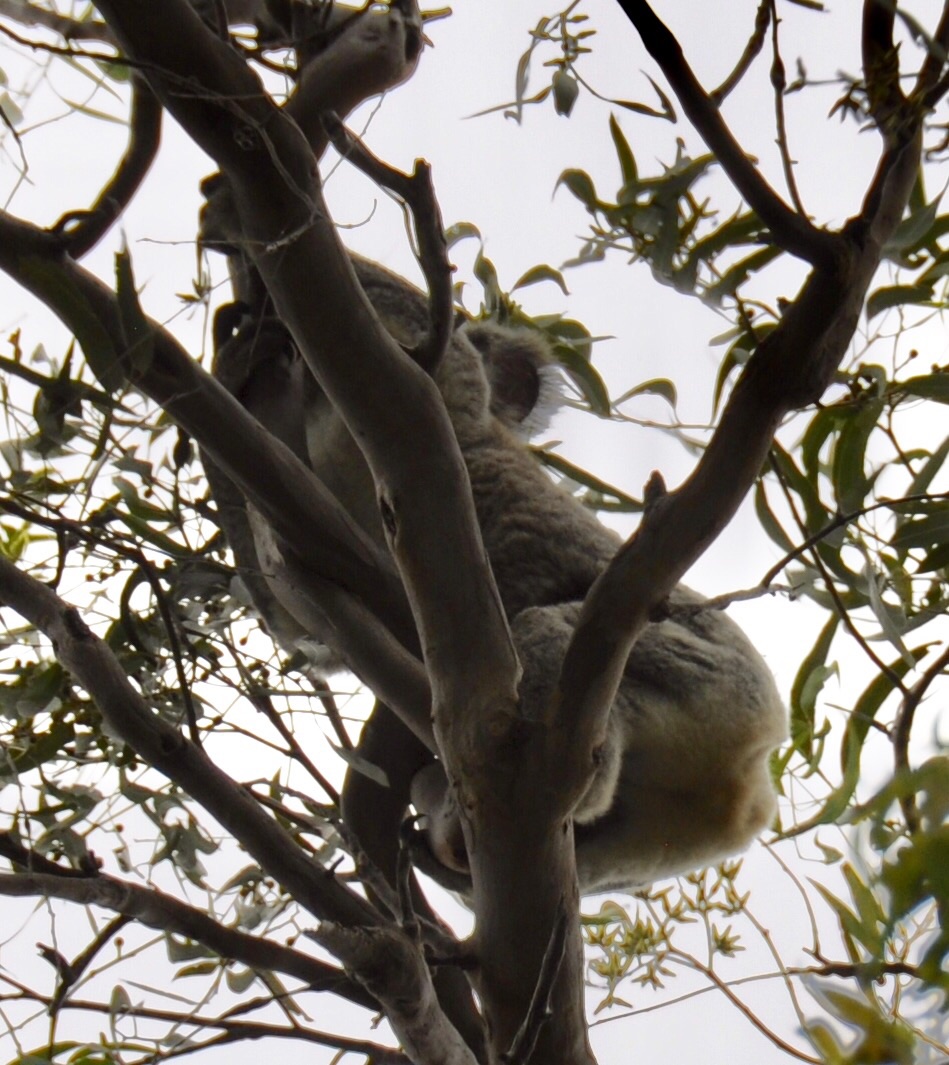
xmin=915 ymin=1 xmax=949 ymax=105
xmin=0 ymin=555 xmax=379 ymax=930
xmin=51 ymin=75 xmax=162 ymax=258
xmin=0 ymin=0 xmax=114 ymax=42
xmin=0 ymin=869 xmax=375 ymax=1011
xmin=613 ymin=0 xmax=840 ymax=267
xmin=560 ymin=39 xmax=924 ymax=799
xmin=0 ymin=986 xmax=408 ymax=1062
xmin=94 ymin=0 xmax=520 ymax=796
xmin=313 ymin=922 xmax=480 ymax=1065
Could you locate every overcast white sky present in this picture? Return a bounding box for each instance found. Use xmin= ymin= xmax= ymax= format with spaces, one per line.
xmin=0 ymin=2 xmax=947 ymax=1063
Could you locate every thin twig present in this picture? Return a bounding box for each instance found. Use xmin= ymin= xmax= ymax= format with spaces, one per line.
xmin=49 ymin=914 xmax=131 ymax=1014
xmin=768 ymin=0 xmax=808 ymax=216
xmin=892 ymin=642 xmax=949 ymax=830
xmin=0 ymin=984 xmax=407 ymax=1062
xmin=711 ymin=0 xmax=771 ymax=104
xmin=321 ymin=112 xmax=455 ymax=374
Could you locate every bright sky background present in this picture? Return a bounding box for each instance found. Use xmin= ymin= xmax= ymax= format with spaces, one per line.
xmin=0 ymin=2 xmax=947 ymax=1063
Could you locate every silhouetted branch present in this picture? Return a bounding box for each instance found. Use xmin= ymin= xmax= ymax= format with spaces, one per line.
xmin=614 ymin=0 xmax=839 ymax=266
xmin=51 ymin=76 xmax=162 ymax=258
xmin=0 ymin=870 xmax=375 ymax=1009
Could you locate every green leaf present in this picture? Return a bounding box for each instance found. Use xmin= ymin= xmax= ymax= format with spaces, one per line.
xmin=533 ymin=447 xmax=643 ymax=511
xmin=753 ymin=480 xmax=796 ymax=553
xmin=615 ymin=377 xmax=676 ymax=408
xmin=791 ymin=650 xmax=924 ymax=834
xmin=609 ymin=74 xmax=676 ymax=121
xmin=789 ymin=614 xmax=839 ymax=762
xmin=225 ymin=966 xmax=257 ymax=993
xmin=897 ymin=371 xmax=949 ymax=403
xmin=9 ymin=719 xmax=76 ymax=775
xmin=510 ymin=264 xmax=570 ymax=295
xmin=703 ymin=245 xmax=781 ymax=304
xmin=331 ymin=743 xmax=389 ymax=788
xmin=472 ymin=249 xmax=500 ymax=314
xmin=884 ymin=194 xmax=943 ymax=255
xmin=771 ymin=440 xmax=832 ymax=534
xmin=609 ymin=113 xmax=637 ymax=187
xmin=555 ymin=168 xmax=601 ymax=211
xmin=866 ymin=282 xmax=935 ymax=319
xmin=551 ymin=341 xmax=611 ymax=416
xmin=832 ymin=397 xmax=884 ymax=513
xmin=444 ymin=222 xmax=483 ymax=248
xmin=917 ymin=247 xmax=949 ymax=285
xmin=551 ymin=69 xmax=579 ymax=116
xmin=890 ymin=506 xmax=949 ymax=553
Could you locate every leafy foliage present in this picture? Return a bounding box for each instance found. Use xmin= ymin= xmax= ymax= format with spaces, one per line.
xmin=0 ymin=2 xmax=948 ymax=1063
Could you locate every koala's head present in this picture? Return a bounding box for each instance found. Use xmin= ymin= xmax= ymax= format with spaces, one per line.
xmin=461 ymin=323 xmax=563 ymax=439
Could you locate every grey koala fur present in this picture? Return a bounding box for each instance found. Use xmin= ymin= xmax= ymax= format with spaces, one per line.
xmin=200 ymin=168 xmax=785 ymax=893
xmin=298 ymin=255 xmax=787 ymax=895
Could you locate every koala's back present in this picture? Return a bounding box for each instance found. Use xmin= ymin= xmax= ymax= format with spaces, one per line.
xmin=344 ymin=256 xmax=619 ymax=618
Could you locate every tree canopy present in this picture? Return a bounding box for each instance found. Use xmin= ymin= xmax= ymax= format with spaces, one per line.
xmin=0 ymin=2 xmax=947 ymax=1063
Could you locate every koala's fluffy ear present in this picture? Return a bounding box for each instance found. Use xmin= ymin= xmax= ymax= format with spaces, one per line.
xmin=461 ymin=323 xmax=564 ymax=438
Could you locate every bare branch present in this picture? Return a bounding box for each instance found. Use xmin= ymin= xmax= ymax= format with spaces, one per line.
xmin=768 ymin=0 xmax=808 ymax=217
xmin=322 ymin=114 xmax=454 ymax=373
xmin=284 ymin=0 xmax=424 ymax=159
xmin=710 ymin=0 xmax=770 ymax=104
xmin=0 ymin=986 xmax=408 ymax=1062
xmin=51 ymin=75 xmax=162 ymax=258
xmin=49 ymin=915 xmax=131 ymax=1013
xmin=0 ymin=870 xmax=375 ymax=1009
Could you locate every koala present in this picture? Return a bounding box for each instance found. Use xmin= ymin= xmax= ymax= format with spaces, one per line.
xmin=206 ymin=253 xmax=786 ymax=896
xmin=198 ymin=152 xmax=786 ymax=895
xmin=303 ymin=258 xmax=786 ymax=894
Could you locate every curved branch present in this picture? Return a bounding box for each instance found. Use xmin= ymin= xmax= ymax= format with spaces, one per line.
xmin=0 ymin=555 xmax=377 ymax=930
xmin=614 ymin=0 xmax=840 ymax=266
xmin=51 ymin=75 xmax=163 ymax=259
xmin=94 ymin=0 xmax=520 ymax=753
xmin=561 ymin=122 xmax=922 ymax=760
xmin=0 ymin=870 xmax=375 ymax=1011
xmin=322 ymin=116 xmax=454 ymax=373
